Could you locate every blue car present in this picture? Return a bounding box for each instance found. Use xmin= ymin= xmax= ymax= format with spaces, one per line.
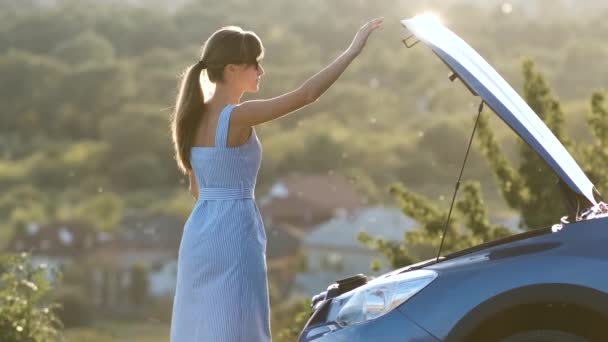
xmin=298 ymin=15 xmax=608 ymax=342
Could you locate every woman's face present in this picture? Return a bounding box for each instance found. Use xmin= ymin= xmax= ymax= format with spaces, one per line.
xmin=240 ymin=61 xmax=264 ymax=93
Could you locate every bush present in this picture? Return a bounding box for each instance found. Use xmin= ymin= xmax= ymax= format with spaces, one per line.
xmin=272 ymin=298 xmax=311 ymax=342
xmin=0 ymin=252 xmax=63 ymax=341
xmin=53 ymin=286 xmax=93 ymax=328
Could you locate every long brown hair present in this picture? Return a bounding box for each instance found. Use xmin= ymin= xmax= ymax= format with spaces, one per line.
xmin=170 ymin=26 xmax=264 ymax=175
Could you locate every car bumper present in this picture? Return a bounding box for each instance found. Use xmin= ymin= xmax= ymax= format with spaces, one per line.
xmin=298 ymin=308 xmax=440 ymax=342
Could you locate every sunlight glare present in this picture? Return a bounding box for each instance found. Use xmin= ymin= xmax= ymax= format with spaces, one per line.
xmin=201 ymin=71 xmax=216 ymax=98
xmin=414 ymin=12 xmax=443 ymax=25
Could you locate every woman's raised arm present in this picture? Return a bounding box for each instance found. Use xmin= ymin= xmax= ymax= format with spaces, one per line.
xmin=230 ymin=17 xmax=383 ymax=127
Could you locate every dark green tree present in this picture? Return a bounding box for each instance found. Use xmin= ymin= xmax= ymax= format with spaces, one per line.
xmin=581 ymin=92 xmax=608 ymax=192
xmin=476 ymin=60 xmax=606 ymax=229
xmin=359 ymin=181 xmax=511 ymax=269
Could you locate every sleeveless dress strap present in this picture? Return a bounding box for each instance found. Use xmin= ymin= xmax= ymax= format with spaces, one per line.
xmin=214 ymin=104 xmax=235 ymax=148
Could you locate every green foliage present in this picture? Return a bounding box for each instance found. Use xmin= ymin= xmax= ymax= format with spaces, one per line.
xmin=517 ymin=60 xmax=572 ymax=228
xmin=146 ymin=189 xmax=195 ymax=219
xmin=473 ymin=60 xmax=578 ymax=229
xmin=359 ymin=180 xmax=510 ymax=267
xmin=0 ymin=186 xmax=49 ymax=250
xmin=358 ymin=229 xmax=415 ymax=269
xmin=0 ymin=50 xmax=66 ymax=140
xmin=0 ymin=0 xmax=606 ymax=336
xmin=477 ymin=60 xmax=606 ymax=229
xmin=0 ymin=252 xmax=63 ymax=341
xmin=475 ymin=108 xmax=528 ymax=209
xmin=51 ymin=30 xmax=115 ymax=66
xmin=56 ymin=192 xmax=125 ymax=232
xmin=272 ymin=298 xmax=312 ymax=342
xmin=455 ymin=182 xmax=512 ymax=242
xmin=1 ymin=0 xmax=607 ymax=233
xmin=581 ymin=92 xmax=608 ymax=192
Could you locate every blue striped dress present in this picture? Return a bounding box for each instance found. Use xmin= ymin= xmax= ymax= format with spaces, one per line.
xmin=170 ymin=104 xmax=271 ymax=342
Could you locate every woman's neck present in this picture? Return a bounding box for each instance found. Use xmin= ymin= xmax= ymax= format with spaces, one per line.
xmin=209 ymin=84 xmax=244 ymax=106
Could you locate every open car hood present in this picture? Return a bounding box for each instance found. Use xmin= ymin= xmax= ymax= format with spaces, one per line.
xmin=401 ymin=15 xmax=600 ymax=208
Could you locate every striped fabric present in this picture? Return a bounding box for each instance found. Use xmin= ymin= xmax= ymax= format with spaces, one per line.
xmin=197 ymin=186 xmax=255 ymax=201
xmin=170 ymin=104 xmax=271 ymax=342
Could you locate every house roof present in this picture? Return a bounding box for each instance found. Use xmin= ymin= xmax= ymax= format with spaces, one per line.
xmin=304 ymin=206 xmax=417 ymax=249
xmin=259 ymin=173 xmax=366 ymax=226
xmin=263 ymin=173 xmax=366 ymax=208
xmin=265 ymin=222 xmax=301 ymax=259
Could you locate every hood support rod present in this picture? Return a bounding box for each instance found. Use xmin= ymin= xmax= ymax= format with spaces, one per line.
xmin=436 ymin=100 xmax=485 ymax=262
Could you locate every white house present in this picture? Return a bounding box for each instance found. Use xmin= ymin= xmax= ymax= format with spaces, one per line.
xmin=292 ymin=206 xmax=417 ymax=298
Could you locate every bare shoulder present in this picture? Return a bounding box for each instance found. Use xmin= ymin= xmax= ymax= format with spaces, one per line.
xmin=226 ymin=106 xmax=254 ymax=147
xmin=230 ymin=87 xmax=313 ymax=127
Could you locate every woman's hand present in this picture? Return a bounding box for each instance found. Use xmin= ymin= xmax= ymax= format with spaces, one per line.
xmin=232 ymin=17 xmax=384 ymax=122
xmin=347 ymin=17 xmax=384 ymax=57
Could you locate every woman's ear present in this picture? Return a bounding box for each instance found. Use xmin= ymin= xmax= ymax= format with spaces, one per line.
xmin=224 ymin=64 xmax=238 ymax=81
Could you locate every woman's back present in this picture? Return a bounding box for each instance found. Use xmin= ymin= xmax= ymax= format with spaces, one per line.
xmin=189 ymin=104 xmax=262 ymax=191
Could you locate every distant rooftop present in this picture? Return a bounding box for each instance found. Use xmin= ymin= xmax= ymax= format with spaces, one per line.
xmin=304 ymin=206 xmax=417 ymax=249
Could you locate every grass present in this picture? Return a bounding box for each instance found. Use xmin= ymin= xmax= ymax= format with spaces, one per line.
xmin=63 ymin=320 xmax=170 ymax=342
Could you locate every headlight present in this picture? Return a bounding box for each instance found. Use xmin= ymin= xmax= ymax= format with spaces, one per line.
xmin=335 ymin=270 xmax=437 ymax=327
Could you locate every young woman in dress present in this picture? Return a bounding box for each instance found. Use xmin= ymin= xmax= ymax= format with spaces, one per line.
xmin=169 ymin=17 xmax=383 ymax=342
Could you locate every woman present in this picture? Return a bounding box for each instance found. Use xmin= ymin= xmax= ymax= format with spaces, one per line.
xmin=169 ymin=17 xmax=383 ymax=342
